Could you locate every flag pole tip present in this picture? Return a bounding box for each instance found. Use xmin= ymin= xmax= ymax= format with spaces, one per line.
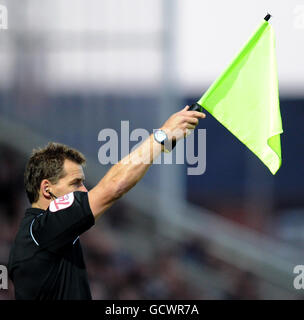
xmin=264 ymin=13 xmax=271 ymax=21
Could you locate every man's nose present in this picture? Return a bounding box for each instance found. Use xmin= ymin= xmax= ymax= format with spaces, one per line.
xmin=79 ymin=185 xmax=88 ymax=192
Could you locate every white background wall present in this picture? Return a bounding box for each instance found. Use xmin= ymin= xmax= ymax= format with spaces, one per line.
xmin=176 ymin=0 xmax=304 ymax=97
xmin=0 ymin=0 xmax=303 ymax=96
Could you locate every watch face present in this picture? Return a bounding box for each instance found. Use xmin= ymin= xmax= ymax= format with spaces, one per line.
xmin=154 ymin=130 xmax=167 ymax=142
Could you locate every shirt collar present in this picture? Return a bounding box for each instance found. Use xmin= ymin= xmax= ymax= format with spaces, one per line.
xmin=25 ymin=207 xmax=46 ymax=216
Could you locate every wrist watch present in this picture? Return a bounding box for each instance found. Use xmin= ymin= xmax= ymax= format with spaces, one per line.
xmin=153 ymin=129 xmax=172 ymax=153
xmin=153 ymin=129 xmax=168 ymax=145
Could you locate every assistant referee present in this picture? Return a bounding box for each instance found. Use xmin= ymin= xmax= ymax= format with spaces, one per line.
xmin=8 ymin=105 xmax=205 ymax=300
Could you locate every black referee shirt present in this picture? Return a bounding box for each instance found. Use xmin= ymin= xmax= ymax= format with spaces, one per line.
xmin=8 ymin=191 xmax=95 ymax=300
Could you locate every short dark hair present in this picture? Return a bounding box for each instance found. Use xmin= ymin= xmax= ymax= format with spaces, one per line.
xmin=24 ymin=142 xmax=86 ymax=204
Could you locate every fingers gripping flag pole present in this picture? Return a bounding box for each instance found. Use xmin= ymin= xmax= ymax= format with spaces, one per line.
xmin=194 ymin=13 xmax=283 ymax=175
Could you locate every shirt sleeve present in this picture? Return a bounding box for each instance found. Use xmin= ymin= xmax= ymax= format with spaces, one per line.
xmin=31 ymin=191 xmax=95 ymax=251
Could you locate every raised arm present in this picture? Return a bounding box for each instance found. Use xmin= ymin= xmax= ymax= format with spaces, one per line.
xmin=88 ymin=105 xmax=206 ymax=220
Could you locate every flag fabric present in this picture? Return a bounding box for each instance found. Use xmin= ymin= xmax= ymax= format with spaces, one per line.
xmin=197 ymin=19 xmax=283 ymax=174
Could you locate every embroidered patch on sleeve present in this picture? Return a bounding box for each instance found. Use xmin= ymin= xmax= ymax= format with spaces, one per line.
xmin=49 ymin=192 xmax=75 ymax=212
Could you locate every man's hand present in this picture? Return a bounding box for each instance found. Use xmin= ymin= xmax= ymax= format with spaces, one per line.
xmin=160 ymin=105 xmax=206 ymax=142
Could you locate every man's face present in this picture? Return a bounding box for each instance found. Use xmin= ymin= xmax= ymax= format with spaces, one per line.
xmin=51 ymin=159 xmax=87 ymax=197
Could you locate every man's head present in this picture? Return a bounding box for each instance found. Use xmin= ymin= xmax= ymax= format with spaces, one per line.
xmin=24 ymin=142 xmax=87 ymax=208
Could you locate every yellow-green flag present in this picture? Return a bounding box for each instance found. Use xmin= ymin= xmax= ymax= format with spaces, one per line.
xmin=197 ymin=18 xmax=283 ymax=174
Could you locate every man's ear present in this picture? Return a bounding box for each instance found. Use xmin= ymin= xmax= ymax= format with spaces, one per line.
xmin=41 ymin=179 xmax=52 ymax=200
